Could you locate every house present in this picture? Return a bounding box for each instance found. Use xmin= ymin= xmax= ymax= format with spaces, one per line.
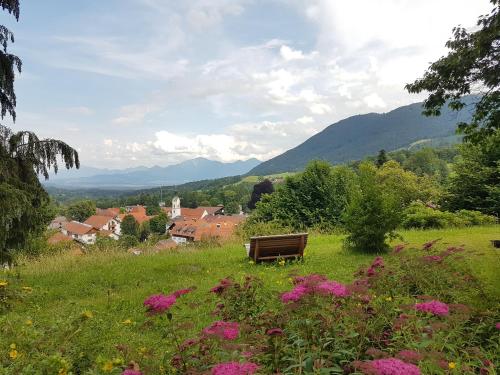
xmin=48 ymin=216 xmax=68 ymax=230
xmin=84 ymin=215 xmax=121 ymax=237
xmin=96 ymin=207 xmax=121 ymax=218
xmin=162 ymin=197 xmax=224 ymax=220
xmin=62 ymin=221 xmax=97 ymax=244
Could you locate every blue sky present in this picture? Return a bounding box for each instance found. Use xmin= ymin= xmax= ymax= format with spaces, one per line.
xmin=2 ymin=0 xmax=493 ymax=168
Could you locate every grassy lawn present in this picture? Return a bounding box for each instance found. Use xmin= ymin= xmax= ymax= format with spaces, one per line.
xmin=0 ymin=225 xmax=499 ymax=372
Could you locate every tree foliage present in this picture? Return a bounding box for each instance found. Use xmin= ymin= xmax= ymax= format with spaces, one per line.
xmin=0 ymin=1 xmax=79 ymax=262
xmin=65 ymin=200 xmax=95 ymax=222
xmin=375 ymin=149 xmax=388 ymax=167
xmin=248 ymin=161 xmax=358 ymax=230
xmin=344 ymin=162 xmax=401 ymax=253
xmin=445 ymin=130 xmax=500 ymax=215
xmin=406 ymin=0 xmax=500 ymax=143
xmin=247 ymin=179 xmax=274 ymax=209
xmin=121 ymin=215 xmax=139 ymax=238
xmin=149 ymin=212 xmax=167 ymax=235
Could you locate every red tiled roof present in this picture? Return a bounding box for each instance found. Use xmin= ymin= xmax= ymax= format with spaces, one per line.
xmin=84 ymin=215 xmax=113 ymax=230
xmin=63 ymin=221 xmax=96 ymax=235
xmin=169 ymin=215 xmax=245 ymax=241
xmin=118 ymin=212 xmax=153 ymax=225
xmin=96 ymin=208 xmax=120 ymax=217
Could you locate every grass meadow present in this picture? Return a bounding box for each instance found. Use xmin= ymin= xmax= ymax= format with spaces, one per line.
xmin=0 ymin=226 xmax=499 ymax=373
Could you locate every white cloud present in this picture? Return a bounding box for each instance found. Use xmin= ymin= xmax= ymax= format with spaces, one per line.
xmin=280 ymin=45 xmax=305 ymax=61
xmin=363 ymin=93 xmax=386 ymax=109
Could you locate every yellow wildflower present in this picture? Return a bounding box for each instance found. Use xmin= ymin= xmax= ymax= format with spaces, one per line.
xmin=122 ymin=319 xmax=133 ymax=325
xmin=112 ymin=358 xmax=124 ymax=365
xmin=248 ymin=260 xmax=254 ymax=264
xmin=138 ymin=347 xmax=147 ymax=355
xmin=58 ymin=368 xmax=67 ymax=375
xmin=102 ymin=361 xmax=114 ymax=372
xmin=385 ymin=297 xmax=392 ymax=302
xmin=25 ymin=319 xmax=33 ymax=326
xmin=81 ymin=310 xmax=93 ymax=319
xmin=21 ymin=286 xmax=33 ymax=293
xmin=448 ymin=362 xmax=456 ymax=369
xmin=0 ymin=280 xmax=8 ymax=287
xmin=278 ymin=260 xmax=285 ymax=266
xmin=9 ymin=349 xmax=18 ymax=360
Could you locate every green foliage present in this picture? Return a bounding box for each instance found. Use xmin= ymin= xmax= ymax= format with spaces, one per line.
xmin=120 ymin=215 xmax=139 ymax=238
xmin=249 ymin=161 xmax=358 ymax=231
xmin=375 ymin=149 xmax=388 ymax=167
xmin=118 ymin=234 xmax=139 ymax=249
xmin=402 ymin=201 xmax=498 ymax=229
xmin=138 ymin=221 xmax=151 ymax=242
xmin=344 ymin=162 xmax=400 ymax=253
xmin=247 ymin=179 xmax=274 ymax=209
xmin=224 ymin=201 xmax=240 ymax=215
xmin=406 ymin=0 xmax=499 ymax=144
xmin=445 ymin=130 xmax=500 ymax=216
xmin=402 ymin=147 xmax=450 ymax=181
xmin=145 ymin=205 xmax=160 ymax=216
xmin=376 ymin=160 xmax=442 ymax=208
xmin=65 ymin=200 xmax=95 ymax=222
xmin=149 ymin=212 xmax=167 ymax=235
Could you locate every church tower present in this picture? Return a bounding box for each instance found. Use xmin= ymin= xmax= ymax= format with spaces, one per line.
xmin=172 ymin=196 xmax=181 ymax=218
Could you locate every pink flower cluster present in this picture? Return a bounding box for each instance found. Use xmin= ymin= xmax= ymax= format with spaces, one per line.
xmin=211 ymin=362 xmax=259 ymax=375
xmin=281 ymin=274 xmax=350 ymax=303
xmin=203 ymin=321 xmax=239 ymax=340
xmin=422 ymin=255 xmax=443 ymax=263
xmin=422 ymin=239 xmax=440 ymax=250
xmin=143 ymin=288 xmax=192 ymax=314
xmin=393 ymin=244 xmax=406 ymax=254
xmin=367 ymin=257 xmax=384 ymax=277
xmin=355 ymin=358 xmax=421 ymax=375
xmin=122 ymin=370 xmax=142 ymax=375
xmin=414 ymin=300 xmax=449 ymax=316
xmin=496 ymin=322 xmax=500 ymax=330
xmin=211 ymin=278 xmax=233 ymax=295
xmin=396 ymin=350 xmax=423 ymax=364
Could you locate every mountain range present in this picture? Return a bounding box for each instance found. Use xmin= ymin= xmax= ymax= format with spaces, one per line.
xmin=248 ymin=99 xmax=472 ymax=175
xmin=43 ymin=158 xmax=261 ymax=189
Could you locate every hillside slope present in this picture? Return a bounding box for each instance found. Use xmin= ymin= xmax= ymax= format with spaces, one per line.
xmin=249 ymin=100 xmax=473 ymax=175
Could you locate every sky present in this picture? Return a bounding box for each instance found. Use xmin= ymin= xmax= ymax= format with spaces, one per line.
xmin=2 ymin=0 xmax=493 ymax=169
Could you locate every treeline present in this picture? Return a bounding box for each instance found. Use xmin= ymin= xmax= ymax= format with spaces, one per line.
xmin=241 ymin=138 xmax=498 ymax=252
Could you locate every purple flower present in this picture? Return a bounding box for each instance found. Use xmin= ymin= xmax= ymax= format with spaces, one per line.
xmin=496 ymin=322 xmax=500 ymax=330
xmin=203 ymin=321 xmax=239 ymax=340
xmin=211 ymin=362 xmax=259 ymax=375
xmin=211 ymin=278 xmax=233 ymax=294
xmin=414 ymin=300 xmax=449 ymax=316
xmin=281 ymin=284 xmax=308 ymax=303
xmin=143 ymin=294 xmax=176 ymax=314
xmin=266 ymin=328 xmax=283 ymax=336
xmin=354 ymin=358 xmax=421 ymax=375
xmin=396 ymin=350 xmax=423 ymax=364
xmin=122 ymin=370 xmax=143 ymax=375
xmin=422 ymin=255 xmax=443 ymax=263
xmin=173 ymin=288 xmax=192 ymax=298
xmin=317 ymin=281 xmax=350 ymax=297
xmin=393 ymin=244 xmax=405 ymax=254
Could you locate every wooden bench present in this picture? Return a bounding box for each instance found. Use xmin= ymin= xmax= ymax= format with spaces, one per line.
xmin=246 ymin=233 xmax=308 ymax=262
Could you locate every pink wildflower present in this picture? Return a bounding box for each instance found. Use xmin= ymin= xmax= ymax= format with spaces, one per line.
xmin=281 ymin=284 xmax=308 ymax=303
xmin=496 ymin=322 xmax=500 ymax=330
xmin=211 ymin=362 xmax=259 ymax=375
xmin=357 ymin=358 xmax=421 ymax=375
xmin=371 ymin=256 xmax=384 ymax=268
xmin=317 ymin=281 xmax=350 ymax=297
xmin=203 ymin=321 xmax=239 ymax=340
xmin=173 ymin=288 xmax=192 ymax=298
xmin=422 ymin=255 xmax=443 ymax=263
xmin=266 ymin=328 xmax=283 ymax=336
xmin=393 ymin=244 xmax=405 ymax=254
xmin=414 ymin=300 xmax=449 ymax=316
xmin=122 ymin=371 xmax=142 ymax=375
xmin=211 ymin=278 xmax=233 ymax=295
xmin=422 ymin=239 xmax=440 ymax=250
xmin=292 ymin=274 xmax=327 ymax=286
xmin=396 ymin=350 xmax=423 ymax=364
xmin=143 ymin=294 xmax=176 ymax=314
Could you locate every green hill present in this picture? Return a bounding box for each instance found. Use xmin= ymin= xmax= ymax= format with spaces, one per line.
xmin=249 ymin=99 xmax=474 ymax=175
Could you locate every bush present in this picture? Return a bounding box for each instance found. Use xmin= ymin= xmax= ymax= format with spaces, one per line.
xmin=237 ymin=220 xmax=294 ymax=240
xmin=402 ymin=202 xmax=498 ymax=229
xmin=344 ymin=162 xmax=400 ymax=253
xmin=118 ymin=234 xmax=139 ymax=249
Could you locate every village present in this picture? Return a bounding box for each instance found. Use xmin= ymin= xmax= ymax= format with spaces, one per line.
xmin=47 ymin=196 xmax=246 ymax=250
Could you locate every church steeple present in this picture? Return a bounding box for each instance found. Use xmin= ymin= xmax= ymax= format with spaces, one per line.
xmin=172 ymin=196 xmax=181 ymax=218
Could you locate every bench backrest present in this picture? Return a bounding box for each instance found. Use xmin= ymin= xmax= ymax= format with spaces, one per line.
xmin=249 ymin=233 xmax=308 ymax=261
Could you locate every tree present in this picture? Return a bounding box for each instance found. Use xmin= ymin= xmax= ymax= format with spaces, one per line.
xmin=149 ymin=212 xmax=167 ymax=235
xmin=445 ymin=130 xmax=500 ymax=216
xmin=405 ymin=0 xmax=499 ymax=144
xmin=65 ymin=200 xmax=95 ymax=222
xmin=121 ymin=215 xmax=139 ymax=237
xmin=376 ymin=149 xmax=388 ymax=167
xmin=344 ymin=162 xmax=400 ymax=253
xmin=0 ymin=1 xmax=79 ymax=263
xmin=224 ymin=201 xmax=240 ymax=215
xmin=248 ymin=179 xmax=274 ymax=209
xmin=402 ymin=148 xmax=449 ymax=181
